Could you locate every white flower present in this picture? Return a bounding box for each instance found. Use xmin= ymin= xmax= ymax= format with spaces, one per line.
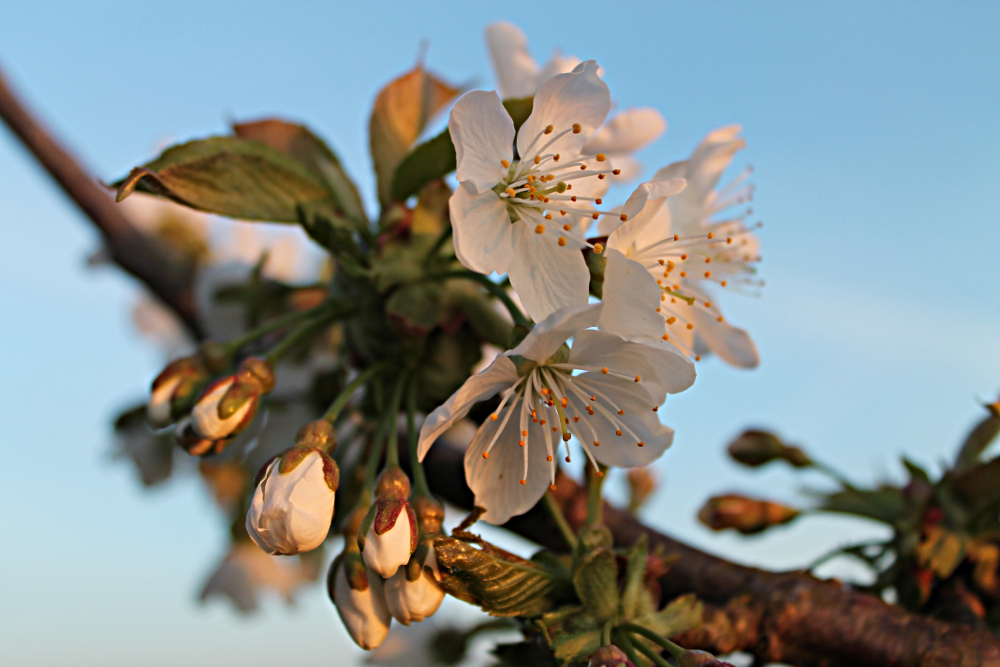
xmin=384 ymin=548 xmax=445 ymax=625
xmin=190 ymin=357 xmax=274 ymax=440
xmin=448 ymin=64 xmax=683 ymax=321
xmin=199 ymin=542 xmax=311 ymax=614
xmin=418 ymin=303 xmax=695 ymax=524
xmin=600 ymin=127 xmax=761 ymax=367
xmin=485 ymin=22 xmax=666 ymax=180
xmin=246 ymin=447 xmax=339 ymax=556
xmin=331 ymin=554 xmax=392 ymax=650
xmin=362 ymin=500 xmax=417 ymax=579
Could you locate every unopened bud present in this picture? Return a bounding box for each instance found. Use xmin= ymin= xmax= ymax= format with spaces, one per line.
xmin=678 ymin=650 xmax=736 ymax=667
xmin=589 ymin=645 xmax=636 ymax=667
xmin=328 ymin=551 xmax=391 ymax=650
xmin=698 ymin=494 xmax=799 ymax=534
xmin=627 ymin=467 xmax=657 ymax=512
xmin=359 ymin=468 xmax=418 ymax=578
xmin=412 ymin=495 xmax=445 ymax=535
xmin=190 ymin=357 xmax=274 ymax=440
xmin=727 ymin=429 xmax=811 ymax=468
xmin=384 ymin=541 xmax=444 ymax=625
xmin=175 ymin=417 xmax=230 ymax=457
xmin=147 ymin=342 xmax=228 ymax=428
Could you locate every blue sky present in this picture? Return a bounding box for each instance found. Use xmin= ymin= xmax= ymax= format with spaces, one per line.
xmin=1 ymin=2 xmax=998 ymax=665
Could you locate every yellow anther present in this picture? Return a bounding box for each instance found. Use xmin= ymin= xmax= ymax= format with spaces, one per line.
xmin=612 ymin=169 xmax=621 ymax=175
xmin=562 ymin=433 xmax=571 ymax=442
xmin=500 ymin=159 xmax=510 ymax=168
xmin=534 ymin=155 xmax=541 ymax=165
xmin=616 ymin=430 xmax=623 ymax=436
xmin=547 ymin=455 xmax=553 ymax=462
xmin=667 ymin=317 xmax=676 ymax=324
xmin=558 ymin=236 xmax=567 ymax=246
xmin=593 ymin=243 xmax=604 ymax=254
xmin=686 ymin=323 xmax=694 ymax=330
xmin=707 ymin=232 xmax=714 ymax=239
xmin=705 ymin=302 xmax=712 ymax=308
xmin=667 ymin=261 xmax=675 ymax=270
xmin=652 ymin=406 xmax=658 ymax=412
xmin=593 ymin=440 xmax=600 ymax=447
xmin=661 ymin=334 xmax=669 ymax=341
xmin=482 ymin=452 xmax=489 ymax=459
xmin=505 ymin=187 xmax=516 ymax=197
xmin=572 ymin=123 xmax=582 ymax=134
xmin=705 ymin=257 xmax=712 ymax=264
xmin=554 ymin=153 xmax=560 ymax=162
xmin=570 ymin=196 xmax=577 ymax=202
xmin=490 ymin=413 xmax=498 ymax=421
xmin=717 ymin=316 xmax=724 ymax=322
xmin=519 ymin=479 xmax=526 ymax=485
xmin=634 ymin=375 xmax=641 ymax=382
xmin=522 ymin=430 xmax=528 ymax=436
xmin=658 ymin=259 xmax=665 ymax=265
xmin=563 ymin=223 xmax=572 ymax=231
xmin=592 ymin=212 xmax=599 ymax=220
xmin=518 ymin=440 xmax=525 ymax=447
xmin=721 ymin=281 xmax=728 ymax=287
xmin=637 ymin=442 xmax=645 ymax=448
xmin=617 ymin=409 xmax=624 ymax=415
xmin=620 ymin=213 xmax=628 ymax=221
xmin=545 ymin=213 xmax=553 ymax=220
xmin=695 ymin=355 xmax=701 ymax=361
xmin=601 ymin=367 xmax=609 ymax=374
xmin=726 ymin=237 xmax=733 ymax=244
xmin=598 ymin=173 xmax=605 ymax=180
xmin=560 ymin=211 xmax=567 ymax=217
xmin=680 ymin=271 xmax=687 ymax=277
xmin=580 ymin=164 xmax=587 ymax=170
xmin=595 ymin=153 xmax=606 ymax=162
xmin=681 ymin=254 xmax=687 ymax=260
xmin=535 ymin=224 xmax=546 ymax=234
xmin=595 ymin=198 xmax=603 ymax=205
xmin=705 ymin=271 xmax=711 ymax=278
xmin=544 ymin=124 xmax=554 ymax=134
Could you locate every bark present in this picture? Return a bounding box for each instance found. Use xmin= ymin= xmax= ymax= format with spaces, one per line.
xmin=4 ymin=62 xmax=998 ymax=667
xmin=0 ymin=67 xmax=202 ymax=337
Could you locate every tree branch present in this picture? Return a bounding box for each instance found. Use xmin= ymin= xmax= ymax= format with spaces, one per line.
xmin=420 ymin=444 xmax=1000 ymax=667
xmin=0 ymin=66 xmax=202 ymax=337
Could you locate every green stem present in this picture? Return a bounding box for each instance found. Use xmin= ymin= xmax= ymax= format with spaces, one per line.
xmin=811 ymin=460 xmax=857 ymax=490
xmin=361 ymin=382 xmax=389 ymax=494
xmin=542 ymin=490 xmax=577 ymax=551
xmin=406 ymin=377 xmax=432 ymax=497
xmin=601 ymin=619 xmax=613 ymax=647
xmin=324 ymin=362 xmax=392 ymax=424
xmin=619 ymin=623 xmax=684 ymax=658
xmin=629 ymin=636 xmax=672 ymax=667
xmin=423 ymin=225 xmax=453 ymax=267
xmin=225 ymin=300 xmax=334 ymax=353
xmin=613 ymin=629 xmax=645 ymax=667
xmin=431 ymin=270 xmax=530 ymax=327
xmin=264 ymin=305 xmax=349 ymax=365
xmin=384 ymin=377 xmax=406 ymax=469
xmin=587 ymin=464 xmax=608 ymax=526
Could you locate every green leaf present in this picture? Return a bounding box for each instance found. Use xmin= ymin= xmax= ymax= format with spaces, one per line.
xmin=370 ymin=66 xmax=460 ymax=206
xmin=369 ymin=235 xmax=438 ymax=292
xmin=916 ymin=526 xmax=968 ymax=578
xmin=573 ymin=548 xmax=619 ymax=621
xmin=955 ymin=403 xmax=1000 ymax=472
xmin=621 ymin=536 xmax=650 ymax=620
xmin=551 ymin=629 xmax=602 ymax=665
xmin=444 ymin=281 xmax=513 ymax=348
xmin=386 ymin=283 xmax=445 ymax=335
xmin=115 ymin=137 xmax=336 ymax=223
xmin=433 ymin=536 xmax=564 ymax=617
xmin=503 ymin=97 xmax=534 ymax=132
xmin=950 ymin=456 xmax=1000 ymax=510
xmin=232 ymin=119 xmax=367 ymax=223
xmin=391 ymin=130 xmax=455 ymax=203
xmin=818 ymin=486 xmax=907 ymax=526
xmin=634 ymin=594 xmax=704 ymax=638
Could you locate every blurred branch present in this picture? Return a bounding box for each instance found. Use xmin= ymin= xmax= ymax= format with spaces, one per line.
xmin=420 ymin=445 xmax=1000 ymax=667
xmin=0 ymin=66 xmax=202 ymax=337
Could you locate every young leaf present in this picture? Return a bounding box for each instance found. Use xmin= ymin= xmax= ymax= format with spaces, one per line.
xmin=386 ymin=283 xmax=445 ymax=335
xmin=955 ymin=401 xmax=1000 ymax=472
xmin=621 ymin=535 xmax=650 ymax=620
xmin=633 ymin=594 xmax=703 ymax=638
xmin=433 ymin=535 xmax=565 ymax=617
xmin=818 ymin=486 xmax=906 ymax=526
xmin=551 ymin=629 xmax=602 ymax=666
xmin=370 ymin=66 xmax=460 ymax=206
xmin=233 ymin=118 xmax=367 ymax=223
xmin=115 ymin=137 xmax=336 ymax=223
xmin=391 ymin=130 xmax=455 ymax=204
xmin=572 ymin=548 xmax=620 ymax=621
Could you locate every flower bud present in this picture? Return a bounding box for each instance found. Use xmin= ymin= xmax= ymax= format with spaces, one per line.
xmin=589 ymin=645 xmax=636 ymax=667
xmin=147 ymin=343 xmax=228 ymax=428
xmin=698 ymin=493 xmax=799 ymax=535
xmin=175 ymin=416 xmax=230 ymax=457
xmin=677 ymin=650 xmax=736 ymax=667
xmin=727 ymin=430 xmax=811 ymax=468
xmin=359 ymin=468 xmax=417 ymax=578
xmin=384 ymin=542 xmax=444 ymax=625
xmin=328 ymin=551 xmax=391 ymax=650
xmin=191 ymin=357 xmax=275 ymax=440
xmin=246 ymin=421 xmax=340 ymax=556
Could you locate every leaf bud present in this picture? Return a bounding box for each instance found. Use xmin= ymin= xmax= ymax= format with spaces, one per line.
xmin=697 ymin=493 xmax=799 ymax=535
xmin=677 ymin=650 xmax=736 ymax=667
xmin=147 ymin=342 xmax=228 ymax=428
xmin=727 ymin=429 xmax=811 ymax=468
xmin=327 ymin=551 xmax=391 ymax=650
xmin=245 ymin=440 xmax=339 ymax=556
xmin=589 ymin=645 xmax=636 ymax=667
xmin=359 ymin=468 xmax=418 ymax=578
xmin=190 ymin=357 xmax=275 ymax=440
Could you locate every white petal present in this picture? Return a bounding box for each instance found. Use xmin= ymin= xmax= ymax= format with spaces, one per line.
xmin=690 ymin=306 xmax=760 ymax=368
xmin=507 ymin=303 xmax=602 ymax=363
xmin=449 ymin=91 xmax=515 ymax=194
xmin=449 ymin=183 xmax=515 ymax=275
xmin=464 ymin=399 xmax=553 ymax=525
xmin=363 ymin=510 xmax=414 ymax=579
xmin=384 ymin=551 xmax=444 ymax=625
xmin=516 ymin=61 xmax=610 ymax=160
xmin=334 ymin=563 xmax=391 ymax=650
xmin=607 ymin=155 xmax=644 ymax=183
xmin=536 ymin=53 xmax=581 ymax=85
xmin=507 ymin=222 xmax=590 ymax=322
xmin=418 ymin=354 xmax=519 ymax=460
xmin=620 ymin=179 xmax=687 ymax=224
xmin=583 ymin=107 xmax=667 ymax=155
xmin=564 ymin=372 xmax=673 ymax=467
xmin=485 ymin=22 xmax=540 ymax=99
xmin=599 ymin=178 xmax=685 ymax=241
xmin=598 ymin=250 xmax=664 ymax=340
xmin=569 ymin=330 xmax=695 ymax=399
xmin=191 ymin=379 xmax=252 ymax=439
xmin=147 ymin=374 xmax=182 ymax=428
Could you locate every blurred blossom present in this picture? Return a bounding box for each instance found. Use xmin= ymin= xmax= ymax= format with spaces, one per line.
xmin=111 ymin=405 xmax=177 ymax=487
xmin=198 ymin=542 xmax=313 ymax=614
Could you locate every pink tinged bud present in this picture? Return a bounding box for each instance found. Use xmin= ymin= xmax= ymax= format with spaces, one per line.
xmin=590 ymin=645 xmax=636 ymax=667
xmin=175 ymin=417 xmax=230 ymax=457
xmin=362 ymin=500 xmax=417 ymax=578
xmin=191 ymin=358 xmax=274 ymax=440
xmin=331 ymin=557 xmax=391 ymax=650
xmin=384 ymin=549 xmax=444 ymax=625
xmin=147 ymin=373 xmax=183 ymax=428
xmin=245 ymin=450 xmax=338 ymax=555
xmin=677 ymin=650 xmax=736 ymax=667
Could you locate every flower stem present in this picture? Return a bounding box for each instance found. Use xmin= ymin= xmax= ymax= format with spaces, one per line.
xmin=587 ymin=463 xmax=608 ymax=526
xmin=811 ymin=459 xmax=857 ymax=490
xmin=542 ymin=490 xmax=577 ymax=551
xmin=406 ymin=376 xmax=432 ymax=497
xmin=361 ymin=382 xmax=389 ymax=494
xmin=431 ymin=270 xmax=530 ymax=327
xmin=384 ymin=377 xmax=406 ymax=469
xmin=423 ymin=225 xmax=453 ymax=267
xmin=324 ymin=361 xmax=392 ymax=424
xmin=629 ymin=636 xmax=673 ymax=667
xmin=619 ymin=623 xmax=684 ymax=658
xmin=263 ymin=305 xmax=349 ymax=365
xmin=224 ymin=300 xmax=334 ymax=353
xmin=601 ymin=619 xmax=613 ymax=647
xmin=612 ymin=629 xmax=645 ymax=667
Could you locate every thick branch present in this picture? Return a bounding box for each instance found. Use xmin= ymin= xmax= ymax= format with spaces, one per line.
xmin=421 ymin=445 xmax=1000 ymax=667
xmin=0 ymin=67 xmax=201 ymax=337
